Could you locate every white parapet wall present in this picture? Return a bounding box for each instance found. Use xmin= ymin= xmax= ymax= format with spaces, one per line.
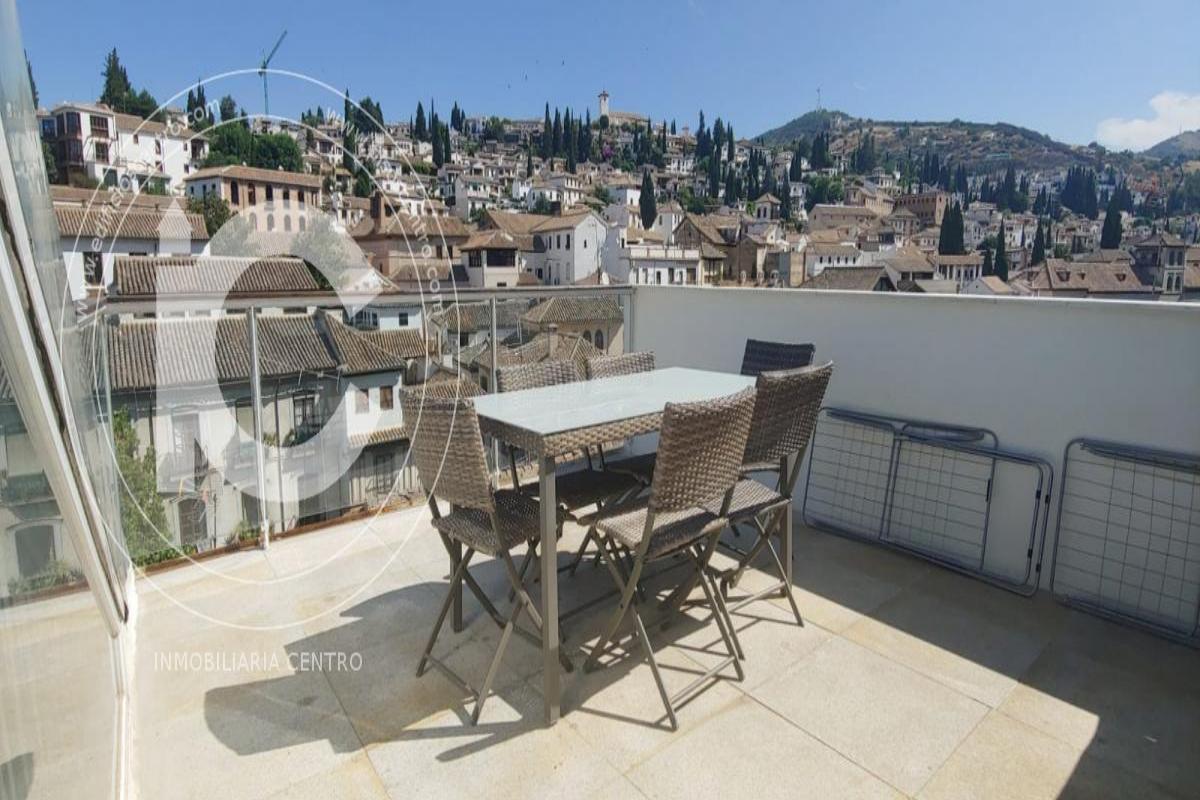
xmin=630 ymin=285 xmax=1200 ymax=589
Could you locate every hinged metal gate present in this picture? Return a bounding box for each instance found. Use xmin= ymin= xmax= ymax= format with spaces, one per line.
xmin=1051 ymin=438 xmax=1200 ymax=644
xmin=802 ymin=408 xmax=1055 ymax=595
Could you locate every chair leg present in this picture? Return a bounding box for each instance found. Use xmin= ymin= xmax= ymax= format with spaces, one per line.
xmin=417 ymin=549 xmax=473 ymax=678
xmin=630 ymin=599 xmax=678 ymax=731
xmin=471 ymin=597 xmax=522 ymax=725
xmin=764 ymin=532 xmax=803 ymax=626
xmin=566 ymin=526 xmax=597 ymax=576
xmin=502 ymin=552 xmax=574 ymax=673
xmin=583 ymin=538 xmax=641 ymax=673
xmin=694 ymin=546 xmax=746 ymax=666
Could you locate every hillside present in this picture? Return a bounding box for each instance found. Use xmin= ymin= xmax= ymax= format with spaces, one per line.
xmin=1145 ymin=130 xmax=1200 ymax=160
xmin=754 ymin=109 xmax=854 ymax=145
xmin=756 ymin=110 xmax=1095 ymax=172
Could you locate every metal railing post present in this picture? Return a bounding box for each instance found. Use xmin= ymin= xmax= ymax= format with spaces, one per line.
xmin=490 ymin=295 xmax=499 ymax=480
xmin=248 ymin=306 xmax=270 ymax=549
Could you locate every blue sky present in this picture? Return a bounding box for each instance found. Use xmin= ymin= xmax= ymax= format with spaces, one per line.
xmin=16 ymin=0 xmax=1200 ymax=149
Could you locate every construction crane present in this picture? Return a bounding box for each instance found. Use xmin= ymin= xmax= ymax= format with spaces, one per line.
xmin=258 ymin=30 xmax=287 ymax=118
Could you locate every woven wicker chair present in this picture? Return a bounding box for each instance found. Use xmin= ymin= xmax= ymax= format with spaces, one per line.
xmin=585 ymin=351 xmax=656 ymax=380
xmin=582 ymin=386 xmax=756 ymax=730
xmin=401 ymin=392 xmax=572 ymax=724
xmin=495 ymin=359 xmax=641 ymax=584
xmin=740 ymin=339 xmax=815 ymax=376
xmin=662 ymin=363 xmax=833 ymax=644
xmin=495 ymin=360 xmax=580 ymax=393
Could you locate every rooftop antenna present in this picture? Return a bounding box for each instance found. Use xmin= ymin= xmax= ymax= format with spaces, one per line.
xmin=258 ymin=29 xmax=287 ymax=118
xmin=816 ymin=87 xmax=822 ymax=111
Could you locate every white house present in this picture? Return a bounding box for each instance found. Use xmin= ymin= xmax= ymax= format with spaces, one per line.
xmin=51 ymin=186 xmax=209 ymax=301
xmin=533 ymin=210 xmax=609 ymax=285
xmin=43 ymin=102 xmax=208 ymax=191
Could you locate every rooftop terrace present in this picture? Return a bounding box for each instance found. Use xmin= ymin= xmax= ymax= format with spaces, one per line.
xmin=126 ymin=505 xmax=1200 ymax=799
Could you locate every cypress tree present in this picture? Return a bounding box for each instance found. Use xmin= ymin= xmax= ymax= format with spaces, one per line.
xmin=727 ymin=124 xmax=735 ymax=163
xmin=526 ymin=147 xmax=533 ymax=178
xmin=994 ymin=221 xmax=1009 ymax=281
xmin=982 ymin=246 xmax=993 ymax=276
xmin=639 ymin=170 xmax=657 ymax=229
xmin=542 ymin=103 xmax=552 ymax=159
xmin=552 ymin=109 xmax=562 ymax=158
xmin=1100 ymin=194 xmax=1123 ymax=249
xmin=1031 ymin=220 xmax=1045 ymax=265
xmin=414 ymin=102 xmax=427 ymax=141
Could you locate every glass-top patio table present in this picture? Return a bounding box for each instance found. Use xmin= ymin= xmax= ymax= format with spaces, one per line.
xmin=472 ymin=366 xmax=756 ymax=724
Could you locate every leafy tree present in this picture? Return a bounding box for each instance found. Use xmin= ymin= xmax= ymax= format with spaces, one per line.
xmin=204 ymin=126 xmax=302 ymax=171
xmin=1100 ymin=194 xmax=1123 ymax=249
xmin=218 ymin=95 xmax=238 ymax=122
xmin=42 ymin=140 xmax=58 ymax=184
xmin=803 ymin=174 xmax=842 ymax=210
xmin=187 ymin=194 xmax=231 ymax=237
xmin=112 ymin=409 xmax=170 ymax=562
xmin=639 ymin=170 xmax=657 ymax=229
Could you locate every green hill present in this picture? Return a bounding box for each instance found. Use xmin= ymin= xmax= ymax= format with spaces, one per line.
xmin=1145 ymin=130 xmax=1200 ymax=159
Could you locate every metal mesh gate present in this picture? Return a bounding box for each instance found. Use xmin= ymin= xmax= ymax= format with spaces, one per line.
xmin=1051 ymin=439 xmax=1200 ymax=643
xmin=803 ymin=408 xmax=1054 ymax=595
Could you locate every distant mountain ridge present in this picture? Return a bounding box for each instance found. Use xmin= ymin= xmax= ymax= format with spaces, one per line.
xmin=1145 ymin=130 xmax=1200 ymax=159
xmin=754 ymin=109 xmax=1090 ymax=172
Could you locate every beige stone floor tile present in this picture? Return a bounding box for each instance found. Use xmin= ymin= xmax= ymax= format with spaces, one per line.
xmin=259 ymin=753 xmax=390 ymax=800
xmin=752 ymin=636 xmax=988 ymax=795
xmin=919 ymin=710 xmax=1183 ymax=800
xmin=626 ymin=695 xmax=903 ymax=800
xmin=320 ymin=620 xmax=527 ymax=746
xmin=365 ymin=681 xmax=623 ymax=800
xmin=788 ymin=526 xmax=932 ymax=633
xmin=841 ymin=569 xmax=1059 ymax=707
xmin=998 ymin=642 xmax=1200 ymax=797
xmin=137 ymin=666 xmax=362 ymax=800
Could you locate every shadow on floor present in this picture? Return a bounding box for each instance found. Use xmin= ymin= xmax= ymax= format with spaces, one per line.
xmin=777 ymin=522 xmax=1200 ymax=798
xmin=0 ymin=753 xmax=34 ymax=800
xmin=203 ymin=546 xmax=733 ymax=760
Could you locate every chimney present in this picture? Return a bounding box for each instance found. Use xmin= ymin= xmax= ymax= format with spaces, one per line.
xmin=547 ymin=324 xmax=558 ymax=358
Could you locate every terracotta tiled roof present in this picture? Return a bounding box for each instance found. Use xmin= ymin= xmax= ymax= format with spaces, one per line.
xmin=800 ymin=267 xmax=888 ymax=291
xmin=521 ymin=296 xmax=623 ymax=326
xmin=431 ymin=300 xmax=527 ymax=333
xmin=320 ymin=312 xmax=427 ymax=373
xmin=481 ymin=209 xmax=552 ymax=235
xmin=108 ymin=314 xmax=337 ymax=391
xmin=350 ymin=212 xmax=471 ymax=240
xmin=461 ymin=229 xmax=521 ymax=251
xmin=112 ymin=256 xmax=319 ymax=297
xmin=184 ymin=164 xmax=322 ymax=188
xmin=55 ymin=206 xmax=209 ymax=241
xmin=1038 ymin=259 xmax=1154 ymax=294
xmin=349 ymin=425 xmax=408 ymax=448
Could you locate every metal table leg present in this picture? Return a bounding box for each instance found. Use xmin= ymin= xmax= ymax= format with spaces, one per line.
xmin=539 ymin=454 xmax=560 ymax=725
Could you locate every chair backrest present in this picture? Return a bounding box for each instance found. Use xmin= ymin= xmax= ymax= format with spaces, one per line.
xmin=740 ymin=339 xmax=815 ymax=376
xmin=585 ymin=351 xmax=656 ymax=380
xmin=401 ymin=392 xmax=494 ymax=514
xmin=649 ymin=386 xmax=756 ymax=513
xmin=495 ymin=360 xmax=580 ymax=393
xmin=744 ymin=362 xmax=834 ymax=468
